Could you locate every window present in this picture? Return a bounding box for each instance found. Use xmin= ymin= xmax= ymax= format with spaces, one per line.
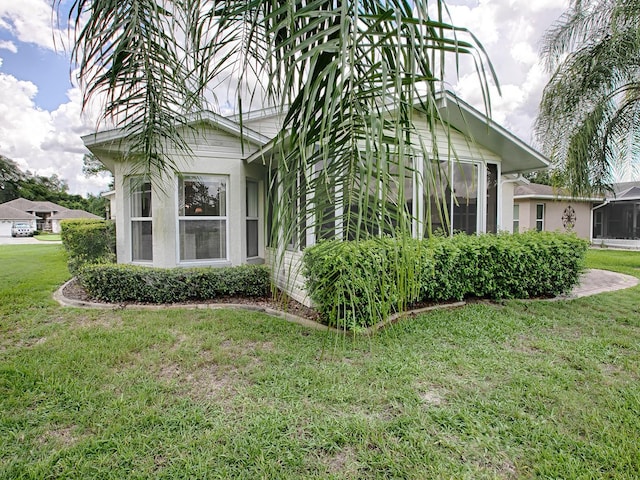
xmin=486 ymin=164 xmax=498 ymax=233
xmin=452 ymin=163 xmax=479 ymax=235
xmin=178 ymin=176 xmax=227 ymax=261
xmin=425 ymin=160 xmax=450 ymax=235
xmin=246 ymin=180 xmax=259 ymax=258
xmin=424 ymin=161 xmax=497 ymax=236
xmin=130 ymin=178 xmax=153 ymax=261
xmin=513 ymin=204 xmax=520 ymax=233
xmin=536 ymin=203 xmax=545 ymax=232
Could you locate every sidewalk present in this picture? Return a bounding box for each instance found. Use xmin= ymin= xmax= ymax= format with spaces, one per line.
xmin=561 ymin=268 xmax=638 ymax=299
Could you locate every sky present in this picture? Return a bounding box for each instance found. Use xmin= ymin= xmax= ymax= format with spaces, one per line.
xmin=0 ymin=0 xmax=572 ymax=197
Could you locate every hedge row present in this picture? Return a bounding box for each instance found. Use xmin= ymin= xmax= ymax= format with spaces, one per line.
xmin=303 ymin=231 xmax=589 ymax=329
xmin=60 ymin=219 xmax=116 ymax=273
xmin=78 ymin=264 xmax=271 ymax=303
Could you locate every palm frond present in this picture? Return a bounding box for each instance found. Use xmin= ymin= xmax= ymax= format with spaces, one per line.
xmin=537 ymin=0 xmax=640 ymax=195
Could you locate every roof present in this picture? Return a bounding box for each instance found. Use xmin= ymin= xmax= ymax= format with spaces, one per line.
xmin=0 ymin=204 xmax=39 ymax=220
xmin=514 ymin=183 xmax=604 ymax=202
xmin=82 ymin=91 xmax=548 ymax=175
xmin=609 ymin=181 xmax=640 ymax=197
xmin=2 ymin=198 xmax=66 ymax=213
xmin=82 ymin=111 xmax=271 ymax=160
xmin=610 ymin=184 xmax=640 ymax=201
xmin=50 ymin=209 xmax=102 ymax=220
xmin=245 ymin=91 xmax=550 ymax=173
xmin=430 ymin=91 xmax=549 ymax=174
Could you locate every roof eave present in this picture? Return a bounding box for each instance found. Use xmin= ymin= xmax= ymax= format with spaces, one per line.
xmin=434 ymin=91 xmax=550 ymax=174
xmin=82 ymin=112 xmax=271 ymax=153
xmin=514 ymin=194 xmax=605 ymax=202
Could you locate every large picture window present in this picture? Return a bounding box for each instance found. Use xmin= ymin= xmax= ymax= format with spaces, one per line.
xmin=178 ymin=176 xmax=227 ymax=261
xmin=130 ymin=178 xmax=152 ymax=262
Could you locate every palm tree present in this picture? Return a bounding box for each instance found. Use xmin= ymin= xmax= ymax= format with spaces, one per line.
xmin=536 ymin=0 xmax=640 ymax=195
xmin=59 ymin=0 xmax=495 ymax=245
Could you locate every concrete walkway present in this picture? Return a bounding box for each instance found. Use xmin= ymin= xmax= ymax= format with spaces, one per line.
xmin=559 ymin=268 xmax=638 ymax=299
xmin=0 ymin=237 xmax=61 ymax=245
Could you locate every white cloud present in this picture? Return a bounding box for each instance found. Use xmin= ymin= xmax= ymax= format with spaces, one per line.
xmin=0 ymin=0 xmax=69 ymax=51
xmin=0 ymin=40 xmax=16 ymax=53
xmin=443 ymin=0 xmax=569 ymax=143
xmin=0 ymin=68 xmax=110 ymax=196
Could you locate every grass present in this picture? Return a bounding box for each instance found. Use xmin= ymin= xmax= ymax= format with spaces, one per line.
xmin=1 ymin=244 xmax=639 ymax=478
xmin=34 ymin=233 xmax=62 ymax=242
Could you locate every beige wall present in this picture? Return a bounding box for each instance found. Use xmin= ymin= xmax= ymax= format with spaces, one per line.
xmin=514 ymin=198 xmax=593 ymax=239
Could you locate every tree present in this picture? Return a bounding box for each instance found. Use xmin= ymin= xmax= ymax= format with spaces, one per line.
xmin=59 ymin=0 xmax=496 ymax=244
xmin=536 ymin=0 xmax=640 ymax=195
xmin=0 ymin=155 xmax=25 ymax=203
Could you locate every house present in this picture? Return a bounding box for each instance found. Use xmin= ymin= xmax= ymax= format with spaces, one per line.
xmin=0 ymin=204 xmax=38 ymax=236
xmin=82 ymin=91 xmax=550 ymax=304
xmin=50 ymin=209 xmax=102 ymax=233
xmin=592 ymin=181 xmax=640 ymax=249
xmin=0 ymin=198 xmax=102 ymax=235
xmin=2 ymin=198 xmax=66 ymax=232
xmin=513 ymin=182 xmax=604 ymax=240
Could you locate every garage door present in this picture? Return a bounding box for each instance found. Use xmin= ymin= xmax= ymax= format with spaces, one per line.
xmin=0 ymin=221 xmax=13 ymax=237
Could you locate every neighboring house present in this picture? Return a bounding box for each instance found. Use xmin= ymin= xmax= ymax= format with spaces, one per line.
xmin=513 ymin=183 xmax=604 ymax=240
xmin=0 ymin=204 xmax=38 ymax=237
xmin=2 ymin=198 xmax=67 ymax=232
xmin=50 ymin=209 xmax=102 ymax=234
xmin=0 ymin=198 xmax=102 ymax=235
xmin=82 ymin=91 xmax=549 ymax=304
xmin=593 ymin=181 xmax=640 ymax=249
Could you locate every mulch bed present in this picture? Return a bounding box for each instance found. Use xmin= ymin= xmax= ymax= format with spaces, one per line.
xmin=63 ymin=278 xmax=322 ymax=322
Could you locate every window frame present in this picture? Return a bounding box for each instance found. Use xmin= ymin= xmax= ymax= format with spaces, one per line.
xmin=246 ymin=178 xmax=260 ymax=259
xmin=177 ymin=174 xmax=229 ymax=264
xmin=536 ymin=203 xmax=545 ymax=232
xmin=129 ymin=177 xmax=153 ymax=263
xmin=513 ymin=204 xmax=520 ymax=233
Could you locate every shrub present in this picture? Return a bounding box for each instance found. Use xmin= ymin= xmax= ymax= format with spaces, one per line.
xmin=303 ymin=232 xmax=589 ymax=329
xmin=78 ymin=264 xmax=271 ymax=303
xmin=60 ymin=219 xmax=116 ymax=273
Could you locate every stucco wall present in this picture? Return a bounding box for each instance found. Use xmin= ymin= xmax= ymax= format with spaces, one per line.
xmin=111 ymin=125 xmax=266 ymax=268
xmin=515 ymin=198 xmax=593 ymax=239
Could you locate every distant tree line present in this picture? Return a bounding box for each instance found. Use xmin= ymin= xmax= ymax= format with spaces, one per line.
xmin=0 ymin=154 xmax=108 ymax=217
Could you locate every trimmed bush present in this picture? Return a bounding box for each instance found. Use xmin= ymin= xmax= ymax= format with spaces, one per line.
xmin=60 ymin=219 xmax=116 ymax=273
xmin=303 ymin=231 xmax=589 ymax=329
xmin=78 ymin=264 xmax=271 ymax=303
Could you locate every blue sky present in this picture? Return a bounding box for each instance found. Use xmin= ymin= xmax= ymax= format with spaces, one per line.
xmin=5 ymin=0 xmax=630 ymax=197
xmin=0 ymin=38 xmax=72 ymax=110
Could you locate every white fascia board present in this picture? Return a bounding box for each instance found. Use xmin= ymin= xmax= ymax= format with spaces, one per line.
xmin=82 ymin=111 xmax=271 ymax=150
xmin=514 ymin=194 xmax=605 ymax=202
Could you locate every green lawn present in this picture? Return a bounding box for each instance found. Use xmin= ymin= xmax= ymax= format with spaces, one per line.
xmin=1 ymin=245 xmax=639 ymax=479
xmin=34 ymin=233 xmax=62 ymax=242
